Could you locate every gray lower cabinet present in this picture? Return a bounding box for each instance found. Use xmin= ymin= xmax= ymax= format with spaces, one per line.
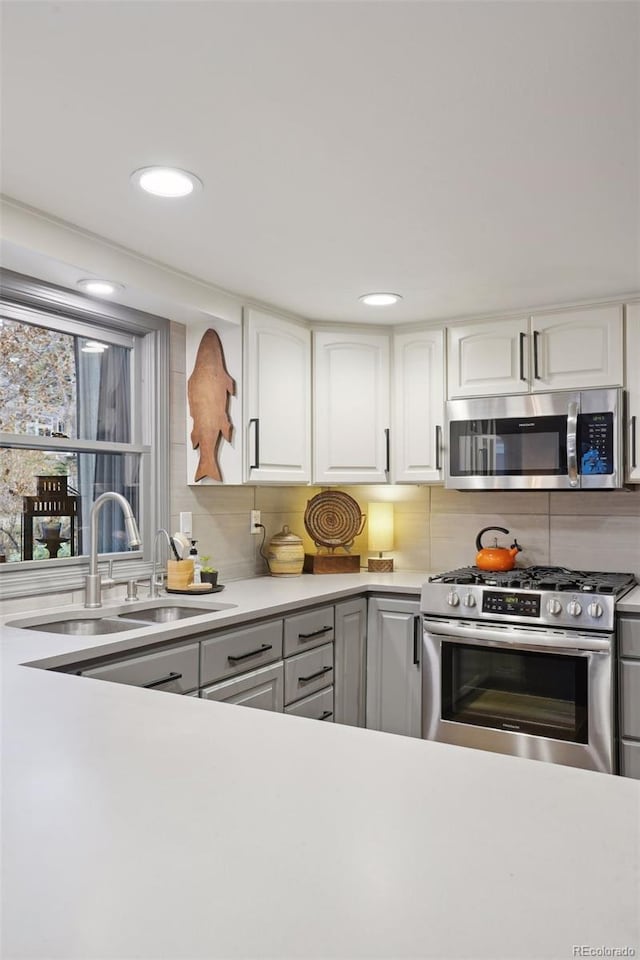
xmin=366 ymin=597 xmax=421 ymax=738
xmin=284 ymin=606 xmax=335 ymax=656
xmin=79 ymin=642 xmax=199 ymax=694
xmin=200 ymin=619 xmax=283 ymax=687
xmin=334 ymin=597 xmax=367 ymax=727
xmin=284 ymin=642 xmax=333 ymax=705
xmin=619 ymin=615 xmax=640 ymax=779
xmin=201 ymin=662 xmax=284 ymax=712
xmin=285 ymin=685 xmax=334 ymax=722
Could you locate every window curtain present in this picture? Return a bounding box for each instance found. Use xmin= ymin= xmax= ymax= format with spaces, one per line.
xmin=77 ymin=344 xmax=139 ymax=553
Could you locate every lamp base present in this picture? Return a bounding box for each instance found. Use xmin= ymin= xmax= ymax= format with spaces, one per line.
xmin=368 ymin=557 xmax=394 ymax=573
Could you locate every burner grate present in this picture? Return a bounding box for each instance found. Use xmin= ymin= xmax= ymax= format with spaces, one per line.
xmin=428 ymin=565 xmax=636 ymax=596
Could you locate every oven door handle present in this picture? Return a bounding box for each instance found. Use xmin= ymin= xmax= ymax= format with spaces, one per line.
xmin=422 ymin=619 xmax=611 ymax=653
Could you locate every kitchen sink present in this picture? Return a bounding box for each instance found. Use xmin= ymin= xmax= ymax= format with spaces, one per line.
xmin=116 ymin=604 xmax=233 ymax=624
xmin=23 ymin=618 xmax=136 ymax=636
xmin=10 ymin=599 xmax=236 ymax=634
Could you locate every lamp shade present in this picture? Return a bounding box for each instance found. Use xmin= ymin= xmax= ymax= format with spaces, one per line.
xmin=368 ymin=502 xmax=394 ymax=552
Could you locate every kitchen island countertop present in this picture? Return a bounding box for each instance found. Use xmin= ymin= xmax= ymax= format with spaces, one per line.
xmin=1 ymin=572 xmax=639 ymax=960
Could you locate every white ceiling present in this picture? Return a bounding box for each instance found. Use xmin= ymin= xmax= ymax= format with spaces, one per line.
xmin=1 ymin=0 xmax=639 ymax=325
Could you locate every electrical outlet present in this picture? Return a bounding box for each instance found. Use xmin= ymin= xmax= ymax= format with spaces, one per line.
xmin=250 ymin=510 xmax=261 ymax=534
xmin=179 ymin=511 xmax=192 ymax=535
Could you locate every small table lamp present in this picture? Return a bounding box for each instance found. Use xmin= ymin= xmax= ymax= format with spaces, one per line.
xmin=367 ymin=502 xmax=394 ymax=572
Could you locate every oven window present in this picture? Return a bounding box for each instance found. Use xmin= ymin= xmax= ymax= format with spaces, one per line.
xmin=441 ymin=643 xmax=588 ymax=743
xmin=449 ymin=416 xmax=567 ymax=476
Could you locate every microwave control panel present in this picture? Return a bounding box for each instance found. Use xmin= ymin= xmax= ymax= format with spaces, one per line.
xmin=578 ymin=411 xmax=613 ymax=475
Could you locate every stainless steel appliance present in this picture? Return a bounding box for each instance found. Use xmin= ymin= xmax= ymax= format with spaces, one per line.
xmin=420 ymin=566 xmax=637 ymax=773
xmin=445 ymin=388 xmax=622 ymax=490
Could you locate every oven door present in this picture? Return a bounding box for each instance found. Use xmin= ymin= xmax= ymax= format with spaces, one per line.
xmin=422 ymin=618 xmax=615 ymax=773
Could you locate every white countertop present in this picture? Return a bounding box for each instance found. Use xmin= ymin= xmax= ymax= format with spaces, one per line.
xmin=618 ymin=583 xmax=640 ymax=613
xmin=2 ymin=572 xmax=639 ymax=959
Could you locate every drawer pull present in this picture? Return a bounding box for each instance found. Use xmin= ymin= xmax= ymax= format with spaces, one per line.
xmin=319 ymin=710 xmax=333 ymax=721
xmin=228 ymin=643 xmax=272 ymax=664
xmin=298 ymin=626 xmax=332 ymax=641
xmin=142 ymin=671 xmax=182 ymax=689
xmin=299 ymin=665 xmax=332 ymax=685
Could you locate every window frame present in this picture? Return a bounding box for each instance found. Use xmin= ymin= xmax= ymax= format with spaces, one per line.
xmin=0 ymin=268 xmax=170 ymax=600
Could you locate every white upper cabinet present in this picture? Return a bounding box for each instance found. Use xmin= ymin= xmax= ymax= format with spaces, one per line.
xmin=244 ymin=308 xmax=311 ymax=483
xmin=313 ymin=330 xmax=390 ymax=484
xmin=530 ymin=305 xmax=623 ymax=392
xmin=447 ymin=317 xmax=529 ymax=398
xmin=448 ymin=306 xmax=623 ymax=399
xmin=625 ymin=303 xmax=640 ymax=483
xmin=392 ymin=328 xmax=445 ymax=482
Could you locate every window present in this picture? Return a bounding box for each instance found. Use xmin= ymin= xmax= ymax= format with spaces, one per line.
xmin=0 ymin=269 xmax=169 ymax=599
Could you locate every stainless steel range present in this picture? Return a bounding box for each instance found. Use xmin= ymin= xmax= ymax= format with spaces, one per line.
xmin=420 ymin=566 xmax=637 ymax=773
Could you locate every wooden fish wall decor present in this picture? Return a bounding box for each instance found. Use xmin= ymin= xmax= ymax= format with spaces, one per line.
xmin=187 ymin=329 xmax=236 ymax=482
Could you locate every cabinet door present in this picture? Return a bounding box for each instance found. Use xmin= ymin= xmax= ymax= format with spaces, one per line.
xmin=334 ymin=597 xmax=367 ymax=727
xmin=530 ymin=305 xmax=623 ymax=392
xmin=201 ymin=662 xmax=284 ymax=712
xmin=625 ymin=303 xmax=640 ymax=483
xmin=366 ymin=598 xmax=421 ymax=738
xmin=447 ymin=318 xmax=529 ymax=398
xmin=313 ymin=330 xmax=390 ymax=483
xmin=244 ymin=308 xmax=311 ymax=483
xmin=393 ymin=328 xmax=444 ymax=482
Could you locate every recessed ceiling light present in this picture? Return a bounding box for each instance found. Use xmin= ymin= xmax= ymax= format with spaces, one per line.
xmin=77 ymin=279 xmax=123 ymax=297
xmin=131 ymin=166 xmax=203 ymax=198
xmin=359 ymin=293 xmax=403 ymax=306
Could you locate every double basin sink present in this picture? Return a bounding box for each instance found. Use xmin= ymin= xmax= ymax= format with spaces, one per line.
xmin=13 ymin=599 xmax=236 ymax=636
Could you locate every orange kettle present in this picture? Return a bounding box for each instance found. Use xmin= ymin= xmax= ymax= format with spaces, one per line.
xmin=475 ymin=526 xmax=522 ymax=571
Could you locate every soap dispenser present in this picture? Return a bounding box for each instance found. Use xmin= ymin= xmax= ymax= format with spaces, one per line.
xmin=189 ymin=539 xmax=202 ymax=584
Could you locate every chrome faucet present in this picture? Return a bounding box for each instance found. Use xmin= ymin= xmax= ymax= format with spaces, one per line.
xmin=84 ymin=492 xmax=142 ymax=608
xmin=150 ymin=528 xmax=174 ymax=598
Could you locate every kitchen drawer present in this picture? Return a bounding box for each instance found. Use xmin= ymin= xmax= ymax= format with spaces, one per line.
xmin=200 ymin=619 xmax=283 ymax=686
xmin=620 ymin=659 xmax=640 ymax=737
xmin=619 ymin=617 xmax=640 ymax=658
xmin=284 ymin=641 xmax=333 ymax=705
xmin=284 ymin=605 xmax=334 ymax=656
xmin=201 ymin=662 xmax=284 ymax=712
xmin=79 ymin=642 xmax=199 ymax=694
xmin=620 ymin=739 xmax=640 ymax=779
xmin=285 ymin=685 xmax=334 ymax=722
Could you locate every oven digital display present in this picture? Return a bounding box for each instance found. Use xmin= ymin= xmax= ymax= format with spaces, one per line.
xmin=481 ymin=590 xmax=540 ymax=617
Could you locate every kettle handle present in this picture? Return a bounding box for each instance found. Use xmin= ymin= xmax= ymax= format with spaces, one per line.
xmin=475 ymin=526 xmax=510 ymax=551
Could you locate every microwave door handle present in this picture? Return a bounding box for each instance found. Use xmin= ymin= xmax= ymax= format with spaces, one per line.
xmin=567 ymin=401 xmax=579 ymax=488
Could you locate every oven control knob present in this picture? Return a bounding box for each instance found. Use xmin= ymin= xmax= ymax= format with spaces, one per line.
xmin=447 ymin=591 xmax=460 ymax=607
xmin=587 ymin=602 xmax=603 ymax=619
xmin=463 ymin=593 xmax=476 ymax=608
xmin=567 ymin=600 xmax=582 ymax=617
xmin=546 ymin=598 xmax=562 ymax=615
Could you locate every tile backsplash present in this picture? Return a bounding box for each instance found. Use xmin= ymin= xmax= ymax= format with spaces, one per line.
xmin=171 ymin=318 xmax=640 ymax=580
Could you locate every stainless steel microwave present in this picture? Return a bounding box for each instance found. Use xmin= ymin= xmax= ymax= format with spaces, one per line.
xmin=445 ymin=388 xmax=623 ymax=490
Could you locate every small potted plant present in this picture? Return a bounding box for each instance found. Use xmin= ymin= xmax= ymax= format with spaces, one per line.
xmin=199 ymin=555 xmax=218 ymax=587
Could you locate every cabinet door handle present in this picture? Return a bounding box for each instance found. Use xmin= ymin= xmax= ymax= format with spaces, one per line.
xmin=298 ymin=626 xmax=333 ymax=641
xmin=435 ymin=424 xmax=442 ymax=471
xmin=519 ymin=332 xmax=527 ymax=381
xmin=318 ymin=710 xmax=333 ymax=721
xmin=249 ymin=417 xmax=260 ymax=469
xmin=533 ymin=330 xmax=541 ymax=379
xmin=384 ymin=428 xmax=390 ymax=473
xmin=632 ymin=415 xmax=637 ymax=469
xmin=299 ymin=665 xmax=332 ymax=685
xmin=142 ymin=671 xmax=182 ymax=689
xmin=228 ymin=643 xmax=272 ymax=664
xmin=413 ymin=615 xmax=421 ymax=667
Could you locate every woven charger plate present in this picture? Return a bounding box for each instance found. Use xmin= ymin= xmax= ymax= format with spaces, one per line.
xmin=304 ymin=490 xmax=365 ymax=549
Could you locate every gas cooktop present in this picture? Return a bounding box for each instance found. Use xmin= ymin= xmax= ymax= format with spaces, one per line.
xmin=428 ymin=565 xmax=636 ymax=596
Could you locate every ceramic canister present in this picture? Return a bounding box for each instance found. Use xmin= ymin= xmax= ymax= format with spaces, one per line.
xmin=267 ymin=525 xmax=304 ymax=577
